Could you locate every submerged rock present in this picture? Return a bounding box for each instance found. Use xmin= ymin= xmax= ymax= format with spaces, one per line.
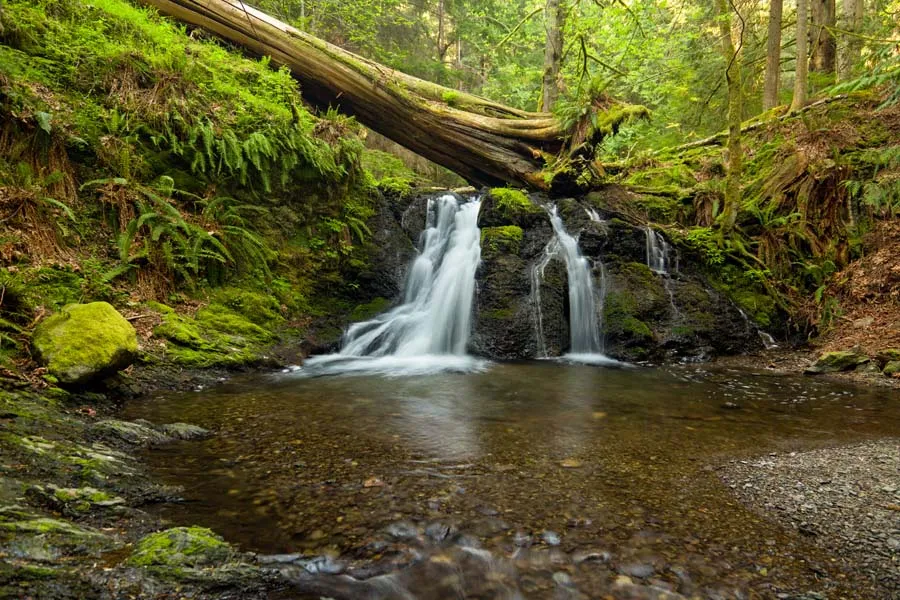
xmin=805 ymin=350 xmax=869 ymax=374
xmin=92 ymin=420 xmax=172 ymax=446
xmin=32 ymin=302 xmax=138 ymax=386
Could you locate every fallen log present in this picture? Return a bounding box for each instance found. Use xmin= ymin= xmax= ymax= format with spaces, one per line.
xmin=139 ymin=0 xmax=646 ymax=190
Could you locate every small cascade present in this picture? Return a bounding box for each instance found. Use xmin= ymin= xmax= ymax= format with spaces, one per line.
xmin=644 ymin=226 xmax=672 ymax=275
xmin=303 ymin=194 xmax=484 ymax=375
xmin=759 ymin=331 xmax=779 ymax=349
xmin=530 ymin=236 xmax=560 ymax=358
xmin=547 ymin=207 xmax=604 ymax=356
xmin=585 ymin=207 xmax=603 ymax=223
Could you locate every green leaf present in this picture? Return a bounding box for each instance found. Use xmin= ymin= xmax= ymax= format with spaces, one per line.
xmin=35 ymin=112 xmax=52 ymax=135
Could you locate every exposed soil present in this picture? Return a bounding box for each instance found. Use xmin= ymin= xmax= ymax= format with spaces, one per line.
xmin=816 ymin=221 xmax=900 ymax=355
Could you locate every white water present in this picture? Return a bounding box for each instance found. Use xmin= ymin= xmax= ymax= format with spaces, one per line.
xmin=585 ymin=207 xmax=603 ymax=223
xmin=645 ymin=226 xmax=672 ymax=275
xmin=530 ymin=236 xmax=560 ymax=358
xmin=547 ymin=207 xmax=605 ymax=357
xmin=302 ymin=195 xmax=486 ymax=376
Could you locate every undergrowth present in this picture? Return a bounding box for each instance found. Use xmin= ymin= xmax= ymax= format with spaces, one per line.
xmin=0 ymin=0 xmax=383 ymax=369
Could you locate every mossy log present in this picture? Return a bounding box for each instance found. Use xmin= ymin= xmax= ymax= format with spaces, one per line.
xmin=140 ymin=0 xmax=645 ymax=190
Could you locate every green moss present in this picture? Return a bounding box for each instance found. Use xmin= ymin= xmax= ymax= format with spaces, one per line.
xmin=481 ymin=226 xmax=524 ymax=254
xmin=603 ymin=290 xmax=653 ymax=340
xmin=805 ymin=351 xmax=869 ymax=374
xmin=441 ymin=90 xmax=461 ymax=106
xmin=128 ymin=527 xmax=232 ymax=568
xmin=883 ymin=361 xmax=900 ymax=376
xmin=625 ymin=163 xmax=695 ymax=190
xmin=153 ymin=302 xmax=275 ymax=368
xmin=489 ymin=188 xmax=541 ymax=220
xmin=485 ymin=307 xmax=515 ymax=320
xmin=350 ymin=297 xmax=391 ymax=321
xmin=31 ymin=302 xmax=138 ymax=386
xmin=630 ymin=194 xmax=683 ymax=223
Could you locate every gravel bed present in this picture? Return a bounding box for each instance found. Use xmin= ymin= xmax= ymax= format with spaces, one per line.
xmin=721 ymin=440 xmax=900 ymax=598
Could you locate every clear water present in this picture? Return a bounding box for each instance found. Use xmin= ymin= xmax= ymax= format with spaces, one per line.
xmin=124 ymin=363 xmax=900 ymax=598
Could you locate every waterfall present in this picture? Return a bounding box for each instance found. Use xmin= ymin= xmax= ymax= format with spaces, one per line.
xmin=644 ymin=226 xmax=672 ymax=275
xmin=302 ymin=194 xmax=485 ymax=375
xmin=530 ymin=236 xmax=560 ymax=358
xmin=585 ymin=207 xmax=603 ymax=223
xmin=547 ymin=207 xmax=604 ymax=356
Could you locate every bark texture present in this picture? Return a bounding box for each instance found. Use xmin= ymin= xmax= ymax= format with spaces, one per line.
xmin=837 ymin=0 xmax=864 ymax=82
xmin=763 ymin=0 xmax=783 ymax=111
xmin=714 ymin=0 xmax=743 ymax=234
xmin=540 ymin=0 xmax=565 ymax=111
xmin=139 ymin=0 xmax=644 ymax=191
xmin=791 ymin=0 xmax=810 ymax=111
xmin=810 ymin=0 xmax=836 ymax=74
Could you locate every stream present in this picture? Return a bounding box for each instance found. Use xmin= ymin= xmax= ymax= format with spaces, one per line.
xmin=123 ymin=362 xmax=900 ymax=598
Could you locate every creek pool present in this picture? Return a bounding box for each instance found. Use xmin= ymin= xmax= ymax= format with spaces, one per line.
xmin=123 ymin=362 xmax=900 ymax=598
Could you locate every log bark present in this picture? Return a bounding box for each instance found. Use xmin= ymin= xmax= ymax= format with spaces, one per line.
xmin=139 ymin=0 xmax=645 ymax=191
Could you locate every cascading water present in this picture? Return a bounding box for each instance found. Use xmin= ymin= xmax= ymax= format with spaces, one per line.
xmin=530 ymin=236 xmax=560 ymax=358
xmin=547 ymin=207 xmax=607 ymax=360
xmin=645 ymin=226 xmax=672 ymax=275
xmin=302 ymin=194 xmax=485 ymax=375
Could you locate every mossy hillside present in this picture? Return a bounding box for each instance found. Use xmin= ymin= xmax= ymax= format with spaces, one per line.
xmin=151 ymin=302 xmax=276 ymax=368
xmin=616 ymin=94 xmax=900 ymax=334
xmin=32 ymin=302 xmax=138 ymax=385
xmin=0 ymin=0 xmax=388 ymax=373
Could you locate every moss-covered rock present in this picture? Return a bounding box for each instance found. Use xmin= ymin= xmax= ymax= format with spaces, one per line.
xmin=152 ymin=302 xmax=276 ymax=368
xmin=32 ymin=302 xmax=138 ymax=386
xmin=26 ymin=484 xmax=125 ymax=516
xmin=488 ymin=188 xmax=542 ymax=220
xmin=128 ymin=527 xmax=233 ymax=568
xmin=481 ymin=226 xmax=524 ymax=255
xmin=91 ymin=419 xmax=172 ymax=446
xmin=882 ymin=361 xmax=900 ymax=377
xmin=805 ymin=351 xmax=869 ymax=374
xmin=875 ymin=349 xmax=900 ymax=367
xmin=0 ymin=505 xmax=114 ymax=560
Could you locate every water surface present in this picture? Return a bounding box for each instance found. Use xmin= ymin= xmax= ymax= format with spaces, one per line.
xmin=124 ymin=363 xmax=900 ymax=598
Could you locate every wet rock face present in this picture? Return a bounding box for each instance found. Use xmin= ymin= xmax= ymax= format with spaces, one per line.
xmin=362 ymin=189 xmax=761 ymax=362
xmin=468 ymin=190 xmax=761 ymax=362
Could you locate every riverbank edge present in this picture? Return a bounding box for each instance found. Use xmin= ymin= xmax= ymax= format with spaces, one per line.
xmin=2 ymin=344 xmax=898 ymax=599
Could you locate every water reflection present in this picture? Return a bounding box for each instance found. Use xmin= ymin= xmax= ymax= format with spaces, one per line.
xmin=124 ymin=363 xmax=900 ymax=599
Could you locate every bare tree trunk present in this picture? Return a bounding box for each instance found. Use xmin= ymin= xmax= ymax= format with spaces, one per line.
xmin=139 ymin=0 xmax=644 ymax=191
xmin=837 ymin=0 xmax=864 ymax=81
xmin=714 ymin=0 xmax=743 ymax=234
xmin=436 ymin=0 xmax=446 ymax=62
xmin=810 ymin=0 xmax=836 ymax=74
xmin=540 ymin=0 xmax=565 ymax=111
xmin=763 ymin=0 xmax=784 ymax=111
xmin=791 ymin=0 xmax=810 ymax=111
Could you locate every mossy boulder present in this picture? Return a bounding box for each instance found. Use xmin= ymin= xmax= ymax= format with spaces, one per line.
xmin=128 ymin=527 xmax=233 ymax=568
xmin=875 ymin=349 xmax=900 ymax=367
xmin=882 ymin=361 xmax=900 ymax=377
xmin=479 ymin=188 xmax=544 ymax=228
xmin=805 ymin=351 xmax=869 ymax=374
xmin=32 ymin=302 xmax=138 ymax=386
xmin=25 ymin=485 xmax=125 ymax=517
